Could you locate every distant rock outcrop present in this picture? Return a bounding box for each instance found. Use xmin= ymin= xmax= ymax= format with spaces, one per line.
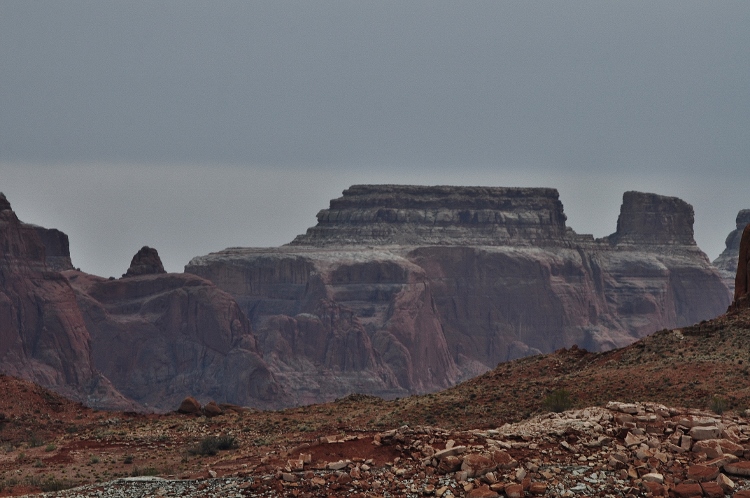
xmin=0 ymin=193 xmax=281 ymax=412
xmin=122 ymin=246 xmax=166 ymax=277
xmin=68 ymin=262 xmax=281 ymax=411
xmin=0 ymin=192 xmax=132 ymax=409
xmin=730 ymin=223 xmax=750 ymax=311
xmin=606 ymin=191 xmax=696 ymax=246
xmin=31 ymin=226 xmax=74 ymax=272
xmin=290 ymin=185 xmax=568 ymax=247
xmin=187 ymin=186 xmax=731 ymax=405
xmin=0 ymin=187 xmax=735 ymax=411
xmin=713 ymin=209 xmax=750 ymax=294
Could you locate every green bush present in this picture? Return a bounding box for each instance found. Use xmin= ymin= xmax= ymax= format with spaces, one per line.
xmin=130 ymin=466 xmax=159 ymax=477
xmin=542 ymin=388 xmax=574 ymax=413
xmin=709 ymin=395 xmax=728 ymax=415
xmin=39 ymin=479 xmax=76 ymax=493
xmin=188 ymin=435 xmax=238 ymax=456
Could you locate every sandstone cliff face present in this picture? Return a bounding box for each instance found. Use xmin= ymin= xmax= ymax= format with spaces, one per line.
xmin=67 ymin=252 xmax=280 ymax=411
xmin=187 ymin=248 xmax=459 ymax=405
xmin=0 ymin=193 xmax=131 ymax=409
xmin=31 ymin=225 xmax=74 ymax=272
xmin=187 ymin=186 xmax=731 ymax=404
xmin=0 ymin=193 xmax=280 ymax=412
xmin=713 ymin=209 xmax=750 ymax=294
xmin=731 ymin=223 xmax=750 ymax=310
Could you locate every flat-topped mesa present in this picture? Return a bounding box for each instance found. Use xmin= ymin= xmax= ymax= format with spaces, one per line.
xmin=289 ymin=185 xmax=569 ymax=247
xmin=607 ymin=191 xmax=696 ymax=247
xmin=714 ymin=209 xmax=750 ymax=276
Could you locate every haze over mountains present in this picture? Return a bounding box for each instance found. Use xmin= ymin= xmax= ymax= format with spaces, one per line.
xmin=0 ymin=186 xmax=742 ymax=412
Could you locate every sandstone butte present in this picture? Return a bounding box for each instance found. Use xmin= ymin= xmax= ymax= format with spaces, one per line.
xmin=185 ymin=186 xmax=732 ymax=407
xmin=714 ymin=209 xmax=750 ymax=295
xmin=0 ymin=187 xmax=739 ymax=412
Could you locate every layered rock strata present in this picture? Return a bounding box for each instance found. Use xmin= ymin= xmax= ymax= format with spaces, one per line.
xmin=122 ymin=245 xmax=166 ymax=277
xmin=68 ymin=266 xmax=280 ymax=411
xmin=713 ymin=209 xmax=750 ymax=294
xmin=0 ymin=193 xmax=131 ymax=409
xmin=0 ymin=193 xmax=280 ymax=411
xmin=187 ymin=186 xmax=731 ymax=404
xmin=729 ymin=223 xmax=750 ymax=311
xmin=290 ymin=185 xmax=569 ymax=247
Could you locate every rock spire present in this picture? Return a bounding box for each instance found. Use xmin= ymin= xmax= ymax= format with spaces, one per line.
xmin=123 ymin=246 xmax=166 ymax=277
xmin=732 ymin=223 xmax=750 ymax=310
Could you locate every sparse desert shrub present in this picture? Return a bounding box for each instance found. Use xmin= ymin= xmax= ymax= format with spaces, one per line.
xmin=709 ymin=395 xmax=728 ymax=415
xmin=130 ymin=466 xmax=159 ymax=477
xmin=0 ymin=477 xmax=19 ymax=493
xmin=38 ymin=477 xmax=77 ymax=492
xmin=28 ymin=434 xmax=44 ymax=448
xmin=44 ymin=444 xmax=56 ymax=452
xmin=542 ymin=388 xmax=574 ymax=413
xmin=123 ymin=454 xmax=134 ymax=464
xmin=188 ymin=435 xmax=238 ymax=456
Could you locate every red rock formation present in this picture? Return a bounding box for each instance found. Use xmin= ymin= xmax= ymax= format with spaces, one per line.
xmin=0 ymin=193 xmax=132 ymax=409
xmin=291 ymin=185 xmax=569 ymax=246
xmin=712 ymin=209 xmax=750 ymax=293
xmin=187 ymin=187 xmax=731 ymax=403
xmin=730 ymin=223 xmax=750 ymax=310
xmin=68 ymin=266 xmax=281 ymax=411
xmin=0 ymin=193 xmax=281 ymax=412
xmin=177 ymin=396 xmax=202 ymax=415
xmin=607 ymin=191 xmax=696 ymax=246
xmin=122 ymin=245 xmax=166 ymax=277
xmin=31 ymin=225 xmax=74 ymax=271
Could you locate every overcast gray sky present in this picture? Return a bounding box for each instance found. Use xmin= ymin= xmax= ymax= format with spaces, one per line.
xmin=1 ymin=1 xmax=748 ymax=277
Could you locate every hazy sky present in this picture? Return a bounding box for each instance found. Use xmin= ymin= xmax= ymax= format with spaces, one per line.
xmin=1 ymin=2 xmax=748 ymax=277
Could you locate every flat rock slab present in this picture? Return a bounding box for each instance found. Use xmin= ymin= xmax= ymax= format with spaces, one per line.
xmin=723 ymin=461 xmax=750 ymax=477
xmin=686 ymin=464 xmax=719 ymax=481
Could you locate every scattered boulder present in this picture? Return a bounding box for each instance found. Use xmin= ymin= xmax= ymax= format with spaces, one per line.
xmin=723 ymin=461 xmax=750 ymax=477
xmin=203 ymin=401 xmax=223 ymax=418
xmin=437 ymin=455 xmax=462 ymax=474
xmin=177 ymin=396 xmax=202 ymax=415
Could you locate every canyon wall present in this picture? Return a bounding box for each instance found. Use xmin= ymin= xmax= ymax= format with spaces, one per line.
xmin=0 ymin=194 xmax=131 ymax=409
xmin=0 ymin=194 xmax=280 ymax=411
xmin=67 ymin=248 xmax=281 ymax=411
xmin=186 ymin=186 xmax=731 ymax=403
xmin=713 ymin=209 xmax=750 ymax=294
xmin=0 ymin=187 xmax=734 ymax=411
